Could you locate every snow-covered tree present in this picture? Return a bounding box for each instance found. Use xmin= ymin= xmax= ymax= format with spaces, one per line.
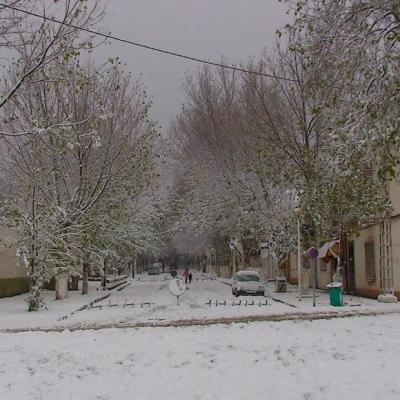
xmin=275 ymin=0 xmax=399 ymax=239
xmin=1 ymin=59 xmax=162 ymax=308
xmin=281 ymin=0 xmax=400 ymax=178
xmin=168 ymin=66 xmax=296 ymax=266
xmin=169 ymin=4 xmax=395 ymax=263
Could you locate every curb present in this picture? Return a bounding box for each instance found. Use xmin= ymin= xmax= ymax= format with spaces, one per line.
xmin=2 ymin=308 xmax=400 ymax=334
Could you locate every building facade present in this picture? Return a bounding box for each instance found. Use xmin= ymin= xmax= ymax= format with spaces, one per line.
xmin=310 ymin=181 xmax=400 ymax=299
xmin=346 ymin=181 xmax=400 ymax=299
xmin=0 ymin=225 xmax=29 ymax=298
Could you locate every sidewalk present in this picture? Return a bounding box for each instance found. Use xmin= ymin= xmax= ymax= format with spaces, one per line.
xmin=0 ymin=281 xmax=106 ymax=330
xmin=218 ymin=276 xmax=400 ymax=314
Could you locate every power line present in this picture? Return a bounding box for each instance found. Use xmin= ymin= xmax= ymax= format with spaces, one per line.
xmin=0 ymin=3 xmax=300 ymax=83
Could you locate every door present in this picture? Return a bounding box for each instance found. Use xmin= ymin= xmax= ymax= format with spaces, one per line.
xmin=347 ymin=241 xmax=356 ymax=294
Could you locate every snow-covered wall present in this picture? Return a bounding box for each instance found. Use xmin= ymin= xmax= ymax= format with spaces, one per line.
xmin=389 ymin=181 xmax=400 ymax=215
xmin=0 ymin=225 xmax=29 ymax=298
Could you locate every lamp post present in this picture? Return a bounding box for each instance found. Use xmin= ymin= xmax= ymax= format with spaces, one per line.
xmin=294 ymin=207 xmax=304 ymax=301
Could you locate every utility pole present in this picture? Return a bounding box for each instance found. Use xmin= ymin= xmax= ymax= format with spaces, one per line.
xmin=294 ymin=207 xmax=304 ymax=301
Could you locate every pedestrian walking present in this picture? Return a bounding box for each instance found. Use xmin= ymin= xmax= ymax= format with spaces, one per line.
xmin=182 ymin=268 xmax=190 ymax=284
xmin=189 ymin=271 xmax=193 ymax=283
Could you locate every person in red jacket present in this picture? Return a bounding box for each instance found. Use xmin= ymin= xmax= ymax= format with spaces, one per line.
xmin=182 ymin=268 xmax=190 ymax=284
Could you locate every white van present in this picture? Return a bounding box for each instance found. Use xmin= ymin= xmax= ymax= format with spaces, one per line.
xmin=232 ymin=270 xmax=265 ymax=297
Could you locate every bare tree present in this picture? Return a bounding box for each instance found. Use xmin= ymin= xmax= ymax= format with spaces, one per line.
xmin=0 ymin=0 xmax=104 ymax=111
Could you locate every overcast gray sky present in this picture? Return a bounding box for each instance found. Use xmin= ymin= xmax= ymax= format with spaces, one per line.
xmin=99 ymin=1 xmax=288 ymax=131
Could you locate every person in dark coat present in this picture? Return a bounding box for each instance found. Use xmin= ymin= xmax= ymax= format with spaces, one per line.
xmin=182 ymin=268 xmax=190 ymax=284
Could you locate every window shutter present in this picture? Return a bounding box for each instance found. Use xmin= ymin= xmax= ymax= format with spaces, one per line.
xmin=364 ymin=241 xmax=376 ymax=282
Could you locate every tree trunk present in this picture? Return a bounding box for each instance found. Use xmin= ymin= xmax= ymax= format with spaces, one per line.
xmin=55 ymin=274 xmax=68 ymax=300
xmin=82 ymin=262 xmax=89 ymax=295
xmin=241 ymin=237 xmax=252 ymax=269
xmin=132 ymin=256 xmax=137 ymax=278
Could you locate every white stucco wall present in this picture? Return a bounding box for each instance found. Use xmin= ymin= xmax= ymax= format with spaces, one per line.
xmin=0 ymin=225 xmax=26 ymax=279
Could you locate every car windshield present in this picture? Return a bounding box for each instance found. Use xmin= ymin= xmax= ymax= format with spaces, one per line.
xmin=237 ymin=274 xmax=260 ymax=282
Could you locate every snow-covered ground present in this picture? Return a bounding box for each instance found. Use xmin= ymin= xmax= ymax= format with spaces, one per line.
xmin=1 ymin=273 xmax=400 ymax=399
xmin=0 ymin=281 xmax=104 ymax=330
xmin=1 ymin=314 xmax=400 ymax=400
xmin=0 ymin=272 xmax=399 ymax=331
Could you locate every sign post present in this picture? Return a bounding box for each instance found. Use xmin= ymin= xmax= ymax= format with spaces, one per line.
xmin=308 ymin=247 xmax=319 ymax=307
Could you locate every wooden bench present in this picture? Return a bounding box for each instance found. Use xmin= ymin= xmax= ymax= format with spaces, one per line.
xmin=106 ymin=275 xmax=128 ymax=290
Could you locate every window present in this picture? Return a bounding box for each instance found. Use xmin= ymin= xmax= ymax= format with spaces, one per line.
xmin=319 ymin=259 xmax=327 ymax=272
xmin=237 ymin=274 xmax=260 ymax=282
xmin=364 ymin=241 xmax=376 ymax=282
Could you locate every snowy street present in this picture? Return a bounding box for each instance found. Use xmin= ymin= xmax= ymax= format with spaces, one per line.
xmin=1 ymin=314 xmax=400 ymax=400
xmin=1 ymin=273 xmax=399 ymax=331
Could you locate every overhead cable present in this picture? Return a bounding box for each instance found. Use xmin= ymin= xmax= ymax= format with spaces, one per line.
xmin=0 ymin=3 xmax=300 ymax=83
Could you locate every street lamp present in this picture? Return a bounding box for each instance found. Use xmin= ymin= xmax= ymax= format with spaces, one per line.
xmin=294 ymin=206 xmax=304 ymax=301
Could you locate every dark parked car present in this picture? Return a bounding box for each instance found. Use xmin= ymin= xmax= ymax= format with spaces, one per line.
xmin=147 ymin=262 xmax=161 ymax=275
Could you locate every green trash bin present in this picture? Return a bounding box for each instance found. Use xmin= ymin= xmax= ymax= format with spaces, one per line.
xmin=327 ymin=282 xmax=343 ymax=306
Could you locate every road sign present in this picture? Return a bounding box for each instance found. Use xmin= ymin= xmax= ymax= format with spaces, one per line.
xmin=308 ymin=247 xmax=319 ymax=259
xmin=169 ymin=278 xmax=186 ymax=305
